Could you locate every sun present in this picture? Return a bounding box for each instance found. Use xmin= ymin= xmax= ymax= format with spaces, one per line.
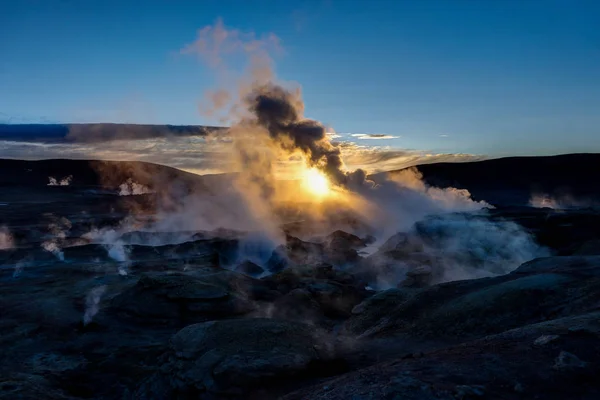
xmin=302 ymin=168 xmax=330 ymax=197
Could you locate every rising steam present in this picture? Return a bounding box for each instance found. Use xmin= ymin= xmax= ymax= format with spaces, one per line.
xmin=48 ymin=175 xmax=73 ymax=186
xmin=0 ymin=226 xmax=15 ymax=250
xmin=31 ymin=19 xmax=547 ymax=289
xmin=244 ymin=83 xmax=354 ymax=186
xmin=83 ymin=285 xmax=107 ymax=325
xmin=119 ymin=179 xmax=153 ymax=196
xmin=175 ymin=19 xmax=547 ymax=284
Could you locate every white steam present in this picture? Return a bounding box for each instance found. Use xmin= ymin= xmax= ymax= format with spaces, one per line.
xmin=529 ymin=193 xmax=596 ymax=209
xmin=42 ymin=241 xmax=65 ymax=261
xmin=418 ymin=214 xmax=549 ymax=282
xmin=48 ymin=175 xmax=72 ymax=186
xmin=0 ymin=226 xmax=15 ymax=250
xmin=83 ymin=285 xmax=107 ymax=325
xmin=361 ymin=212 xmax=549 ymax=290
xmin=118 ymin=178 xmax=153 ymax=196
xmin=40 ymin=217 xmax=72 ymax=261
xmin=44 ymin=19 xmax=547 ymax=291
xmin=83 ymin=227 xmax=131 ymax=275
xmin=12 ymin=258 xmax=32 ymax=278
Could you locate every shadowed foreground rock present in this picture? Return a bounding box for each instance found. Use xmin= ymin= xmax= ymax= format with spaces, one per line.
xmin=284 ymin=312 xmax=600 ymax=400
xmin=111 ymin=270 xmax=257 ymax=326
xmin=261 ymin=263 xmax=369 ymax=319
xmin=344 ymin=256 xmax=600 ymax=340
xmin=2 ymin=165 xmax=600 ymax=400
xmin=135 ymin=318 xmax=336 ymax=398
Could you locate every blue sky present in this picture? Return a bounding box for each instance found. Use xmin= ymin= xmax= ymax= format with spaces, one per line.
xmin=1 ymin=0 xmax=599 ymax=158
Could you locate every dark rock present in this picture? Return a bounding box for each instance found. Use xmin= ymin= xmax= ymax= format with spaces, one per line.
xmin=118 ymin=230 xmax=198 ymax=245
xmin=262 ymin=264 xmax=368 ymax=318
xmin=266 ymin=246 xmax=289 ymax=273
xmin=344 ymin=258 xmax=600 ymax=339
xmin=235 ymin=260 xmax=265 ymax=276
xmin=344 ymin=288 xmax=415 ymax=337
xmin=285 ymin=235 xmax=325 ymax=265
xmin=0 ymin=374 xmax=76 ymax=399
xmin=110 ymin=271 xmax=255 ymax=325
xmin=137 ymin=319 xmax=333 ymax=397
xmin=269 ymin=288 xmax=325 ymax=325
xmin=283 ymin=312 xmax=600 ymax=400
xmin=454 ymin=385 xmax=486 ymax=399
xmin=533 ymin=334 xmax=560 ymax=347
xmin=573 ymin=239 xmax=600 ymax=256
xmin=553 ymin=351 xmax=588 ymax=371
xmin=325 ymin=230 xmax=366 ymax=249
xmin=402 ymin=264 xmax=435 ymax=288
xmin=512 ymin=256 xmax=600 ymax=276
xmin=322 ymin=231 xmax=364 ymax=266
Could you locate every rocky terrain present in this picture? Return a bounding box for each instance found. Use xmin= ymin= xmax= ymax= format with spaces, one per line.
xmin=1 ymin=157 xmax=600 ymax=399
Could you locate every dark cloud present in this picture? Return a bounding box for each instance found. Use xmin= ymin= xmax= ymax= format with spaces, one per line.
xmin=0 ymin=123 xmax=226 ymax=144
xmin=245 ymin=83 xmax=355 ymax=185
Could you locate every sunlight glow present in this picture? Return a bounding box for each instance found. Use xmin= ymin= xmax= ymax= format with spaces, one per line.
xmin=302 ymin=168 xmax=330 ymax=197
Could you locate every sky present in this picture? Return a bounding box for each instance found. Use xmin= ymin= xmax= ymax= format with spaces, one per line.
xmin=1 ymin=0 xmax=599 ymax=169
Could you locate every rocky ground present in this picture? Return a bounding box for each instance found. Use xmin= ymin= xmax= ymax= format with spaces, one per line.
xmin=2 ymin=160 xmax=600 ymax=399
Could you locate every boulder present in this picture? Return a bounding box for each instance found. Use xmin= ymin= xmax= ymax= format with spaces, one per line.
xmin=235 ymin=260 xmax=264 ymax=277
xmin=553 ymin=351 xmax=588 ymax=371
xmin=324 ymin=230 xmax=367 ymax=249
xmin=323 ymin=231 xmax=366 ymax=264
xmin=138 ymin=319 xmax=334 ymax=397
xmin=344 ymin=288 xmax=415 ymax=337
xmin=284 ymin=235 xmax=325 ymax=265
xmin=110 ymin=271 xmax=256 ymax=325
xmin=262 ymin=264 xmax=368 ymax=318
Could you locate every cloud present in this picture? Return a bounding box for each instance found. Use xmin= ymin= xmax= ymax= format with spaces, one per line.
xmin=0 ymin=123 xmax=225 ymax=143
xmin=350 ymin=133 xmax=400 ymax=140
xmin=0 ymin=137 xmax=485 ymax=177
xmin=339 ymin=142 xmax=486 ymax=173
xmin=0 ymin=136 xmax=232 ymax=176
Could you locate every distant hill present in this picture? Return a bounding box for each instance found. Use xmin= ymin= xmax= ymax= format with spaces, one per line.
xmin=0 ymin=123 xmax=225 ymax=143
xmin=2 ymin=154 xmax=599 ymax=207
xmin=0 ymin=158 xmax=205 ymax=191
xmin=375 ymin=153 xmax=600 ymax=206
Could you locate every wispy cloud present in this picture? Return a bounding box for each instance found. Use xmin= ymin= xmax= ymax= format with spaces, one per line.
xmin=0 ymin=125 xmax=485 ymax=174
xmin=339 ymin=142 xmax=485 ymax=173
xmin=0 ymin=136 xmax=484 ymax=177
xmin=350 ymin=133 xmax=400 ymax=140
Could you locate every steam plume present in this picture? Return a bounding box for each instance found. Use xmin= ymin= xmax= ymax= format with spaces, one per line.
xmin=244 ymin=84 xmax=353 ymax=186
xmin=83 ymin=285 xmax=107 ymax=325
xmin=0 ymin=226 xmax=15 ymax=250
xmin=48 ymin=175 xmax=72 ymax=186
